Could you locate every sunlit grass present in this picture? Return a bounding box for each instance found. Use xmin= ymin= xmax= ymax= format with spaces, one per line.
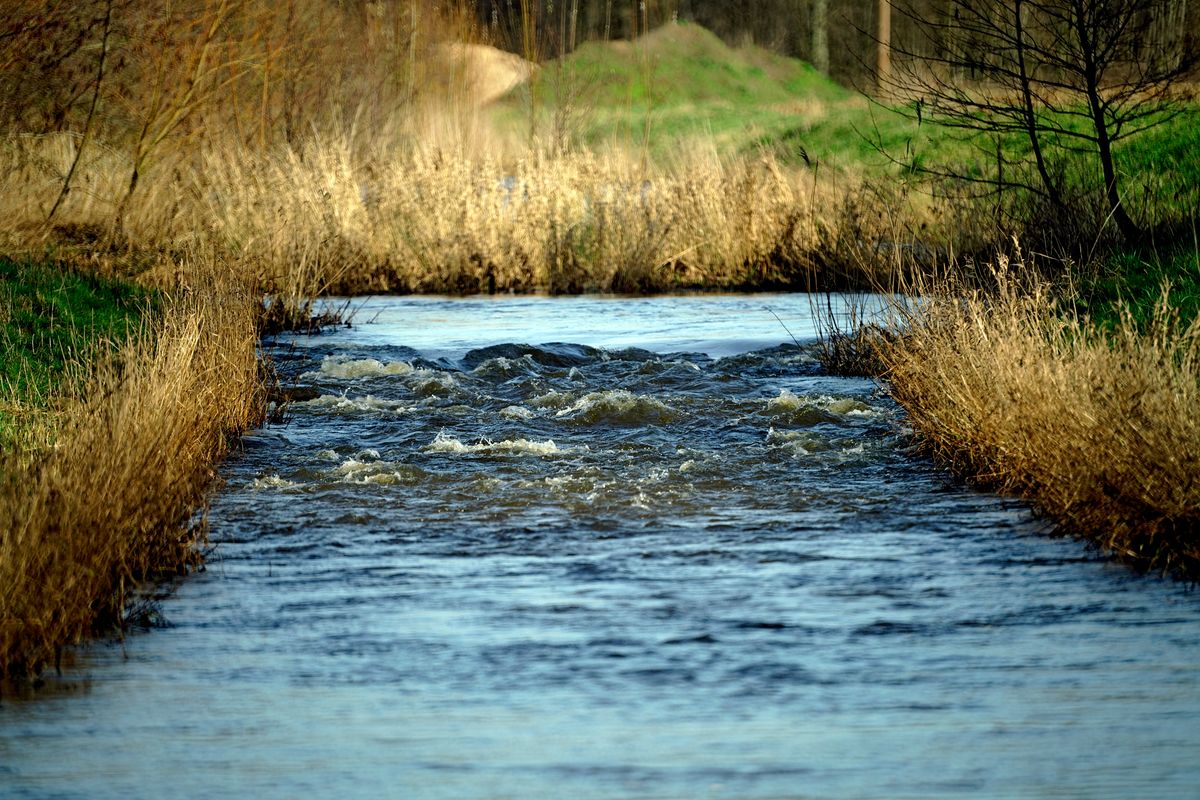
xmin=0 ymin=259 xmax=155 ymax=451
xmin=0 ymin=278 xmax=265 ymax=680
xmin=882 ymin=256 xmax=1200 ymax=577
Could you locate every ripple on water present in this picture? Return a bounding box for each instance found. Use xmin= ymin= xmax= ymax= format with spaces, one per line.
xmin=7 ymin=295 xmax=1200 ymax=800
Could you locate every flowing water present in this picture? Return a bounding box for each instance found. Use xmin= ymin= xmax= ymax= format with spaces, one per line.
xmin=2 ymin=295 xmax=1199 ymax=799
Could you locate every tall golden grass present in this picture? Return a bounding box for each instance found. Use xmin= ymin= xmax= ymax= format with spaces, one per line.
xmin=1 ymin=130 xmax=914 ymax=297
xmin=0 ymin=1 xmax=931 ymax=297
xmin=882 ymin=253 xmax=1200 ymax=577
xmin=0 ymin=278 xmax=265 ymax=679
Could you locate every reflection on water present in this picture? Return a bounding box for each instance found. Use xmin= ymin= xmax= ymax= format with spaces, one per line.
xmin=1 ymin=295 xmax=1198 ymax=800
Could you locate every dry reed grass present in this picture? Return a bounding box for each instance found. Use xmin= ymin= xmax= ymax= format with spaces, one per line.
xmin=0 ymin=278 xmax=265 ymax=679
xmin=1 ymin=130 xmax=916 ymax=297
xmin=882 ymin=251 xmax=1200 ymax=577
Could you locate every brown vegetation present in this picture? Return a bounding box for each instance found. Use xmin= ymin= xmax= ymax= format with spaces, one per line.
xmin=881 ymin=253 xmax=1200 ymax=577
xmin=2 ymin=129 xmax=920 ymax=297
xmin=0 ymin=279 xmax=265 ymax=680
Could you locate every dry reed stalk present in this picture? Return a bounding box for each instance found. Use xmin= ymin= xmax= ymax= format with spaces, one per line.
xmin=193 ymin=139 xmax=888 ymax=294
xmin=882 ymin=254 xmax=1200 ymax=576
xmin=2 ymin=124 xmax=920 ymax=297
xmin=0 ymin=281 xmax=265 ymax=679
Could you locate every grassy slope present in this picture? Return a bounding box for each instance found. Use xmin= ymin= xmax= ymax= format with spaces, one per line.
xmin=496 ymin=22 xmax=902 ymax=164
xmin=0 ymin=258 xmax=153 ymax=446
xmin=1093 ymin=111 xmax=1200 ymax=325
xmin=501 ymin=23 xmax=1199 ymax=189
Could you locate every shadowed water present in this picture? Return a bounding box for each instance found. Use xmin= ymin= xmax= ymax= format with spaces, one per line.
xmin=2 ymin=295 xmax=1198 ymax=799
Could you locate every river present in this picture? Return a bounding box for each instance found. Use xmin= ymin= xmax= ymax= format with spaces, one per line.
xmin=2 ymin=294 xmax=1198 ymax=799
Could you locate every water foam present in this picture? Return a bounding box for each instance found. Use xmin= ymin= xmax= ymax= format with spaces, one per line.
xmin=329 ymin=453 xmax=425 ymax=485
xmin=410 ymin=370 xmax=460 ymax=397
xmin=530 ymin=390 xmax=575 ymax=410
xmin=307 ymin=356 xmax=415 ymax=380
xmin=301 ymin=393 xmax=411 ymax=415
xmin=767 ymin=427 xmax=834 ymax=456
xmin=426 ymin=431 xmax=568 ymax=457
xmin=250 ymin=474 xmax=301 ymax=491
xmin=500 ymin=405 xmax=536 ymax=421
xmin=766 ymin=390 xmax=880 ymax=420
xmin=555 ymin=390 xmax=676 ymax=425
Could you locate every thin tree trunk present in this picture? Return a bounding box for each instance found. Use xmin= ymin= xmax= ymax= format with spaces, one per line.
xmin=877 ymin=0 xmax=892 ymax=95
xmin=812 ymin=0 xmax=829 ymax=73
xmin=1074 ymin=6 xmax=1140 ymax=242
xmin=1014 ymin=0 xmax=1064 ymax=208
xmin=570 ymin=0 xmax=579 ymax=51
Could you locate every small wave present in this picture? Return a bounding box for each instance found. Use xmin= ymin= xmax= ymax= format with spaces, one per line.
xmin=530 ymin=390 xmax=575 ymax=410
xmin=765 ymin=390 xmax=880 ymax=424
xmin=767 ymin=427 xmax=833 ymax=456
xmin=555 ymin=390 xmax=676 ymax=426
xmin=827 ymin=398 xmax=876 ymax=416
xmin=353 ymin=468 xmax=425 ymax=486
xmin=426 ymin=431 xmax=568 ymax=456
xmin=300 ymin=393 xmax=411 ymax=416
xmin=461 ymin=342 xmax=600 ymax=370
xmin=250 ymin=474 xmax=300 ymax=491
xmin=767 ymin=427 xmax=873 ymax=460
xmin=330 ymin=455 xmax=425 ymax=485
xmin=410 ymin=370 xmax=461 ymax=397
xmin=471 ymin=355 xmax=538 ymax=379
xmin=306 ymin=356 xmax=415 ymax=380
xmin=332 ymin=458 xmax=376 ymax=477
xmin=766 ymin=388 xmax=805 ymax=411
xmin=500 ymin=405 xmax=536 ymax=421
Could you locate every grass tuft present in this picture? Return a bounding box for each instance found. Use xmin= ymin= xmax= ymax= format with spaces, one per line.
xmin=0 ymin=279 xmax=265 ymax=680
xmin=882 ymin=253 xmax=1200 ymax=577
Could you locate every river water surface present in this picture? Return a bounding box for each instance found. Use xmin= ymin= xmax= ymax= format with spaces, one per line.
xmin=2 ymin=295 xmax=1199 ymax=799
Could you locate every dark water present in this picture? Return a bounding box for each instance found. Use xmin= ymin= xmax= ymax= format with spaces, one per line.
xmin=2 ymin=295 xmax=1198 ymax=800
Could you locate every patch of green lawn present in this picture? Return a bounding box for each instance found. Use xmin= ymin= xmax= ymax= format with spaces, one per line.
xmin=0 ymin=258 xmax=153 ymax=406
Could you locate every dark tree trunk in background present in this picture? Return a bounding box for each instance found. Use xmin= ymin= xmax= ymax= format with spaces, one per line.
xmin=877 ymin=0 xmax=891 ymax=93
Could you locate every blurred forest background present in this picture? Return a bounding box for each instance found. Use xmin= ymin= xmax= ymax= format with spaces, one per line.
xmin=5 ymin=0 xmax=1196 ymax=144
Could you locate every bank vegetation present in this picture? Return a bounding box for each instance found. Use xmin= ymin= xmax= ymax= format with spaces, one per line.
xmin=880 ymin=254 xmax=1200 ymax=577
xmin=0 ymin=273 xmax=265 ymax=680
xmin=1 ymin=0 xmax=1199 ymax=680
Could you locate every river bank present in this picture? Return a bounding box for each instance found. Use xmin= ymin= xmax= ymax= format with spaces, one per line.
xmin=1 ymin=11 xmax=1197 ymax=683
xmin=0 ymin=260 xmax=265 ymax=681
xmin=877 ymin=253 xmax=1200 ymax=579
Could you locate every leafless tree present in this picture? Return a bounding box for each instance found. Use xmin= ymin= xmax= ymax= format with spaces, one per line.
xmin=880 ymin=0 xmax=1198 ymax=243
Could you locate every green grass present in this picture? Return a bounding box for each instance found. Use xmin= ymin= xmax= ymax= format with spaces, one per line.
xmin=1064 ymin=112 xmax=1200 ymax=327
xmin=0 ymin=258 xmax=153 ymax=414
xmin=498 ymin=21 xmax=867 ymax=159
xmin=505 ymin=23 xmax=1199 ymax=316
xmin=1114 ymin=110 xmax=1200 ymax=229
xmin=1072 ymin=238 xmax=1200 ymax=329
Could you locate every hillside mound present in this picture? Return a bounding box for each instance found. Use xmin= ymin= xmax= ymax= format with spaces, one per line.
xmin=551 ymin=21 xmax=850 ymax=109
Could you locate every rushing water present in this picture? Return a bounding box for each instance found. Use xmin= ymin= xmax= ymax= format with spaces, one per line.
xmin=3 ymin=294 xmax=1199 ymax=800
